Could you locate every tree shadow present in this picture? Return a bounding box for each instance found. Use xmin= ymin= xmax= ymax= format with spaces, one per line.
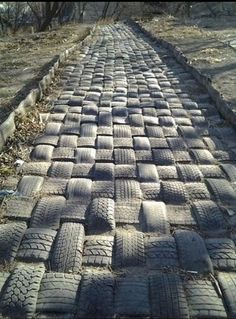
xmin=200 ymin=62 xmax=236 ymax=76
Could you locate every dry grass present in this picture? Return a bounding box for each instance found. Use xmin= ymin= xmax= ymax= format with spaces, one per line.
xmin=96 ymin=17 xmax=116 ymax=25
xmin=0 ymin=110 xmax=44 ymax=177
xmin=0 ymin=71 xmax=62 ymax=179
xmin=0 ymin=22 xmax=91 ymax=122
xmin=191 ymin=47 xmax=226 ymax=64
xmin=140 ymin=14 xmax=236 ymax=111
xmin=140 ymin=15 xmax=232 ymax=66
xmin=141 ymin=16 xmax=211 ymax=42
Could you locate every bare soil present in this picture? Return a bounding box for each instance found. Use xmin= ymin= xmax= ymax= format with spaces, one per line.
xmin=139 ymin=15 xmax=236 ymax=112
xmin=0 ymin=22 xmax=91 ymax=124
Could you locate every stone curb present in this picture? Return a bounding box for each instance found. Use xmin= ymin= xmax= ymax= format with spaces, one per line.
xmin=127 ymin=19 xmax=236 ymax=128
xmin=0 ymin=25 xmax=96 ymax=152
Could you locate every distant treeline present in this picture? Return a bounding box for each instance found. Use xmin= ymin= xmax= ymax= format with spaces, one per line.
xmin=0 ymin=2 xmax=235 ymax=34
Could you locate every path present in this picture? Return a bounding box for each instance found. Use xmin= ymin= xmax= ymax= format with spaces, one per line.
xmin=1 ymin=22 xmax=236 ymax=318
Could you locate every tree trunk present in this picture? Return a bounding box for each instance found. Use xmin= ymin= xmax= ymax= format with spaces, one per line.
xmin=205 ymin=3 xmax=217 ymax=17
xmin=76 ymin=2 xmax=87 ymax=23
xmin=185 ymin=3 xmax=191 ymax=17
xmin=27 ymin=2 xmax=65 ymax=32
xmin=174 ymin=3 xmax=183 ymax=15
xmin=111 ymin=2 xmax=119 ymax=17
xmin=27 ymin=2 xmax=42 ymax=31
xmin=101 ymin=2 xmax=110 ymax=19
xmin=0 ymin=16 xmax=5 ymax=33
xmin=41 ymin=2 xmax=64 ymax=31
xmin=74 ymin=2 xmax=80 ymax=21
xmin=39 ymin=16 xmax=53 ymax=31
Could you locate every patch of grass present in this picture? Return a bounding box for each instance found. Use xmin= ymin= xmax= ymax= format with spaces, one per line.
xmin=0 ymin=70 xmax=62 ymax=179
xmin=141 ymin=16 xmax=211 ymax=42
xmin=97 ymin=17 xmax=115 ymax=25
xmin=0 ymin=88 xmax=12 ymax=98
xmin=0 ymin=110 xmax=43 ymax=178
xmin=0 ymin=166 xmax=15 ymax=177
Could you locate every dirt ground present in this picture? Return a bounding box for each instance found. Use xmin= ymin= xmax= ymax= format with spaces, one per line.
xmin=0 ymin=22 xmax=91 ymax=124
xmin=139 ymin=15 xmax=236 ymax=113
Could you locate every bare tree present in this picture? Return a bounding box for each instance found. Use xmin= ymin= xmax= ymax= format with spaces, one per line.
xmin=100 ymin=2 xmax=110 ymax=19
xmin=27 ymin=2 xmax=65 ymax=31
xmin=98 ymin=2 xmax=125 ymax=21
xmin=70 ymin=2 xmax=88 ymax=22
xmin=110 ymin=2 xmax=123 ymax=20
xmin=0 ymin=2 xmax=29 ymax=34
xmin=86 ymin=2 xmax=103 ymax=21
xmin=76 ymin=2 xmax=88 ymax=22
xmin=205 ymin=2 xmax=217 ymax=17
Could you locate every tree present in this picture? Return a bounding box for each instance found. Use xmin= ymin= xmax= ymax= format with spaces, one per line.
xmin=98 ymin=2 xmax=125 ymax=21
xmin=27 ymin=2 xmax=65 ymax=32
xmin=100 ymin=2 xmax=110 ymax=20
xmin=74 ymin=2 xmax=88 ymax=22
xmin=0 ymin=2 xmax=30 ymax=34
xmin=174 ymin=2 xmax=193 ymax=17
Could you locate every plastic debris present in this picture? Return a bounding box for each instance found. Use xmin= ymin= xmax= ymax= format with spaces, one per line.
xmin=14 ymin=159 xmax=25 ymax=168
xmin=0 ymin=190 xmax=15 ymax=197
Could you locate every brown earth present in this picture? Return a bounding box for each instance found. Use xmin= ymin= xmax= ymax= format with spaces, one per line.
xmin=0 ymin=22 xmax=91 ymax=124
xmin=139 ymin=15 xmax=236 ymax=113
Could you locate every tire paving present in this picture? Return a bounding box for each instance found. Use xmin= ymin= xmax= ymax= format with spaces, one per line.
xmin=1 ymin=21 xmax=236 ymax=318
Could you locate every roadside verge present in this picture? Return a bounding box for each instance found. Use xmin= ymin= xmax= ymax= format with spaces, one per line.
xmin=0 ymin=24 xmax=96 ymax=152
xmin=128 ymin=19 xmax=236 ymax=128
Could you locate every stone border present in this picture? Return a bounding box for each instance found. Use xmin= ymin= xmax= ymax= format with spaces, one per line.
xmin=0 ymin=25 xmax=96 ymax=151
xmin=127 ymin=19 xmax=236 ymax=127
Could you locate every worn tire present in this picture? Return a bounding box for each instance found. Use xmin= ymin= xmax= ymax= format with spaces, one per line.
xmin=17 ymin=228 xmax=57 ymax=262
xmin=150 ymin=273 xmax=190 ymax=319
xmin=51 ymin=223 xmax=85 ymax=273
xmin=184 ymin=279 xmax=227 ymax=318
xmin=114 ymin=231 xmax=145 ymax=268
xmin=192 ymin=200 xmax=227 ymax=234
xmin=0 ymin=263 xmax=45 ymax=319
xmin=30 ymin=196 xmax=65 ymax=230
xmin=174 ymin=229 xmax=213 ymax=273
xmin=77 ymin=269 xmax=114 ymax=319
xmin=82 ymin=235 xmax=114 ymax=267
xmin=0 ymin=222 xmax=27 ymax=264
xmin=142 ymin=201 xmax=170 ymax=234
xmin=114 ymin=277 xmax=150 ymax=317
xmin=217 ymin=272 xmax=236 ymax=319
xmin=36 ymin=273 xmax=81 ymax=314
xmin=145 ymin=236 xmax=179 ymax=269
xmin=205 ymin=238 xmax=236 ymax=270
xmin=87 ymin=198 xmax=115 ymax=234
